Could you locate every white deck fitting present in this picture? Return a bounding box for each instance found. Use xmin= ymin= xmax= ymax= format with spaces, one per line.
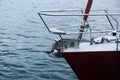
xmin=64 ymin=35 xmax=120 ymax=52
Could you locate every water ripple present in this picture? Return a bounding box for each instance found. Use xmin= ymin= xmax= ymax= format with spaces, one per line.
xmin=16 ymin=34 xmax=38 ymax=38
xmin=26 ymin=19 xmax=40 ymax=24
xmin=1 ymin=62 xmax=25 ymax=68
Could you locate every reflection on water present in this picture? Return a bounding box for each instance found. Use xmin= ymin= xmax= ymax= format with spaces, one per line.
xmin=0 ymin=0 xmax=120 ymax=80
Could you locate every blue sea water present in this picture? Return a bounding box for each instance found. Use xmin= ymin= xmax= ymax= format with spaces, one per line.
xmin=0 ymin=0 xmax=120 ymax=80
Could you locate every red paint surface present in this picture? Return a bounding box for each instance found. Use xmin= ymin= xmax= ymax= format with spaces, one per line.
xmin=83 ymin=0 xmax=93 ymax=21
xmin=62 ymin=51 xmax=120 ymax=80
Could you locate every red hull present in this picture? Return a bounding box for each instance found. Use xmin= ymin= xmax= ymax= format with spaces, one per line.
xmin=62 ymin=51 xmax=120 ymax=80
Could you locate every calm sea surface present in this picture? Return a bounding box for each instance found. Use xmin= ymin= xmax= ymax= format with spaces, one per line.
xmin=0 ymin=0 xmax=120 ymax=80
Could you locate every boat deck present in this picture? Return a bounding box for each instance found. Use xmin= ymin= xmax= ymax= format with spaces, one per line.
xmin=64 ymin=42 xmax=120 ymax=52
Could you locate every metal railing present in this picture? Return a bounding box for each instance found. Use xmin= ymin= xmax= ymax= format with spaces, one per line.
xmin=38 ymin=9 xmax=120 ymax=51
